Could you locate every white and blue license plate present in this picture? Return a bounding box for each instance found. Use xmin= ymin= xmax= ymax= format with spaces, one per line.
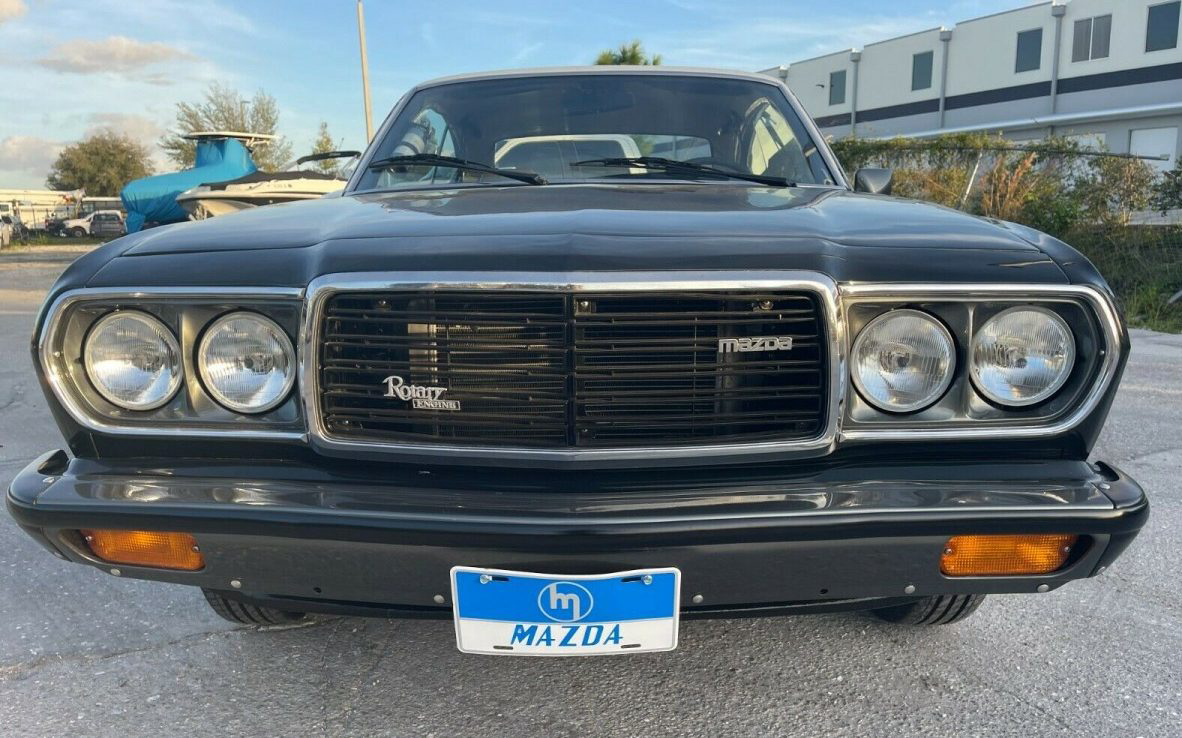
xmin=450 ymin=566 xmax=681 ymax=656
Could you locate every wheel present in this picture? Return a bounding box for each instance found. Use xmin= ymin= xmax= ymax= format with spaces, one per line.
xmin=201 ymin=588 xmax=307 ymax=626
xmin=870 ymin=594 xmax=985 ymax=625
xmin=68 ymin=227 xmax=86 ymax=238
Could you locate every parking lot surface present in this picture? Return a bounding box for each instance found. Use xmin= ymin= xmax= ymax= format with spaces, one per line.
xmin=0 ymin=248 xmax=1178 ymax=737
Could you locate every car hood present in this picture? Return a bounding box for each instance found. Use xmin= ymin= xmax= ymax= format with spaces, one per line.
xmin=82 ymin=184 xmax=1070 ymax=288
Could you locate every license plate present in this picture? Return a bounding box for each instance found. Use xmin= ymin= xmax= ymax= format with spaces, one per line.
xmin=450 ymin=566 xmax=681 ymax=656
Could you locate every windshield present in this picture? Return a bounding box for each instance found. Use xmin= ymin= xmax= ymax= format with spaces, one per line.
xmin=353 ymin=74 xmax=837 ymax=191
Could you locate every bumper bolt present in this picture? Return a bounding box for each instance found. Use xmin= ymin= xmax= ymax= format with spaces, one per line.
xmin=230 ymin=579 xmax=242 ymax=589
xmin=903 ymin=584 xmax=916 ymax=594
xmin=433 ymin=594 xmax=446 ymax=604
xmin=109 ymin=568 xmax=121 ymax=577
xmin=1036 ymin=584 xmax=1050 ymax=593
xmin=1098 ymin=483 xmax=1111 ymax=491
xmin=691 ymin=594 xmax=704 ymax=604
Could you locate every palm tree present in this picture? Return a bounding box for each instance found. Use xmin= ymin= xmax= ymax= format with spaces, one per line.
xmin=595 ymin=40 xmax=662 ymax=65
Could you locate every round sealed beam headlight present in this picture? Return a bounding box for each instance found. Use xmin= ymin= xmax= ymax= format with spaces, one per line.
xmin=198 ymin=312 xmax=295 ymax=413
xmin=852 ymin=309 xmax=956 ymax=413
xmin=971 ymin=306 xmax=1075 ymax=407
xmin=84 ymin=311 xmax=182 ymax=411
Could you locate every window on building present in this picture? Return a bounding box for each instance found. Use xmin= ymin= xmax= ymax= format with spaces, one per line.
xmin=1073 ymin=14 xmax=1112 ymax=61
xmin=1015 ymin=28 xmax=1043 ymax=72
xmin=1130 ymin=127 xmax=1178 ymax=174
xmin=829 ymin=70 xmax=846 ymax=105
xmin=1146 ymin=1 xmax=1180 ymax=52
xmin=911 ymin=51 xmax=934 ymax=91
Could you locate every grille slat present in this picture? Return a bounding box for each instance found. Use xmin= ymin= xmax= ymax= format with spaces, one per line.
xmin=318 ymin=289 xmax=827 ymax=448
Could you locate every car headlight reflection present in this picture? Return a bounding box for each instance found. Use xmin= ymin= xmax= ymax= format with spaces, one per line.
xmin=83 ymin=311 xmax=182 ymax=411
xmin=852 ymin=309 xmax=956 ymax=413
xmin=971 ymin=307 xmax=1075 ymax=407
xmin=198 ymin=312 xmax=295 ymax=413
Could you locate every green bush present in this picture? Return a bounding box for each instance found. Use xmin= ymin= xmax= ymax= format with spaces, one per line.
xmin=831 ymin=133 xmax=1179 ymax=331
xmin=1064 ymin=227 xmax=1182 ymax=333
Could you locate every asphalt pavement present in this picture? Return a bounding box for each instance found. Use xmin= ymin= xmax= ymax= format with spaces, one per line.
xmin=0 ymin=247 xmax=1178 ymax=737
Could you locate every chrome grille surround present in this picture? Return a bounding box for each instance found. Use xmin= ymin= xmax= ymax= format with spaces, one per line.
xmin=301 ymin=271 xmax=846 ymax=463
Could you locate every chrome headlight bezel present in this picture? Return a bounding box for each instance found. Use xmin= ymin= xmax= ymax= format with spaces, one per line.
xmin=850 ymin=308 xmax=957 ymax=414
xmin=841 ymin=284 xmax=1119 ymax=441
xmin=82 ymin=310 xmax=183 ymax=411
xmin=197 ymin=311 xmax=297 ymax=414
xmin=38 ymin=289 xmax=304 ymax=439
xmin=970 ymin=305 xmax=1077 ymax=408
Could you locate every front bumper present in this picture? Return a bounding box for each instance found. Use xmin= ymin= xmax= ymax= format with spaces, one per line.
xmin=8 ymin=451 xmax=1148 ymax=618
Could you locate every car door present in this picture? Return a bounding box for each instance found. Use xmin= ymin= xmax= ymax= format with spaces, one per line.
xmin=93 ymin=214 xmax=120 ymax=237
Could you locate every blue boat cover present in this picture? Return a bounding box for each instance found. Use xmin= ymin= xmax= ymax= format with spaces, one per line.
xmin=121 ymin=138 xmax=256 ymax=232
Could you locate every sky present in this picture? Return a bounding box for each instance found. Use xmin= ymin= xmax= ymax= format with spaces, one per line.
xmin=0 ymin=0 xmax=1034 ymax=188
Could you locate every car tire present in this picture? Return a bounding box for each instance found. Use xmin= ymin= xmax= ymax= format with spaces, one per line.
xmin=68 ymin=227 xmax=86 ymax=238
xmin=870 ymin=594 xmax=985 ymax=625
xmin=201 ymin=588 xmax=308 ymax=626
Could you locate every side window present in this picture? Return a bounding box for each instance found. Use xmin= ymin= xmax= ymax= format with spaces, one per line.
xmin=378 ymin=107 xmax=456 ymax=187
xmin=911 ymin=51 xmax=933 ymax=91
xmin=1074 ymin=15 xmax=1112 ymax=62
xmin=1015 ymin=28 xmax=1043 ymax=72
xmin=1147 ymin=1 xmax=1180 ymax=52
xmin=828 ymin=70 xmax=846 ymax=106
xmin=745 ymin=104 xmax=812 ymax=183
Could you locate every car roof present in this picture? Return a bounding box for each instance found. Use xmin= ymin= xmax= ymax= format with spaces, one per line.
xmin=412 ymin=66 xmax=782 ymax=91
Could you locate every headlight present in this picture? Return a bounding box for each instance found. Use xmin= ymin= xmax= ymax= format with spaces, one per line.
xmin=971 ymin=306 xmax=1075 ymax=407
xmin=852 ymin=309 xmax=956 ymax=413
xmin=83 ymin=311 xmax=182 ymax=410
xmin=198 ymin=312 xmax=295 ymax=413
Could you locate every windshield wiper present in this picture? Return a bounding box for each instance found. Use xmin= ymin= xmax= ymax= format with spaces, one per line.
xmin=366 ymin=153 xmax=547 ymax=185
xmin=573 ymin=156 xmax=791 ymax=187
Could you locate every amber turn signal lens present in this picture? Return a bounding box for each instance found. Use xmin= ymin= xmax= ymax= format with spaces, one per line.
xmin=81 ymin=530 xmax=204 ymax=571
xmin=941 ymin=534 xmax=1078 ymax=576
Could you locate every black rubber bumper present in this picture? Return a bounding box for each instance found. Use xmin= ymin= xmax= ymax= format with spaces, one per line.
xmin=7 ymin=451 xmax=1149 ymax=616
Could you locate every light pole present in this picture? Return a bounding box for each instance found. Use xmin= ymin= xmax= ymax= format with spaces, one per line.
xmin=357 ymin=0 xmax=374 ymax=141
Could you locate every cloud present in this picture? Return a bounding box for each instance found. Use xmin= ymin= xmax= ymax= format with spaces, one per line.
xmin=0 ymin=0 xmax=25 ymax=24
xmin=86 ymin=112 xmax=164 ymax=144
xmin=36 ymin=35 xmax=195 ymax=77
xmin=0 ymin=135 xmax=64 ymax=175
xmin=85 ymin=112 xmax=171 ymax=171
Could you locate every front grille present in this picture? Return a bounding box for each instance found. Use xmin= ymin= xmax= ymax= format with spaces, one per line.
xmin=318 ymin=289 xmax=827 ymax=449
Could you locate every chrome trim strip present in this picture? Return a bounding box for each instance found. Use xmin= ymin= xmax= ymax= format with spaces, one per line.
xmin=301 ymin=271 xmax=846 ymax=463
xmin=38 ymin=287 xmax=306 ymax=441
xmin=838 ymin=283 xmax=1123 ymax=442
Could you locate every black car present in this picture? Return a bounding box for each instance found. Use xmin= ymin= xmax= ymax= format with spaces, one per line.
xmin=8 ymin=69 xmax=1146 ymax=655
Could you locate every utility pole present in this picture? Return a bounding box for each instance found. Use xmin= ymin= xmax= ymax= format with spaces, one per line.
xmin=357 ymin=0 xmax=374 ymax=141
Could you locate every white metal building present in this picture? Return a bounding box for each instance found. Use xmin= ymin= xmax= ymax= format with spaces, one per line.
xmin=761 ymin=0 xmax=1182 ymax=172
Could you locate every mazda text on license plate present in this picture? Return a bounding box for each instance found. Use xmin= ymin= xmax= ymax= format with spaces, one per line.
xmin=450 ymin=567 xmax=681 ymax=656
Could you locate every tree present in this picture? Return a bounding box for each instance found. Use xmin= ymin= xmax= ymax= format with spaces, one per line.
xmin=1150 ymin=159 xmax=1182 ymax=214
xmin=309 ymin=121 xmax=342 ymax=176
xmin=1072 ymin=155 xmax=1156 ymax=227
xmin=46 ymin=130 xmax=153 ymax=196
xmin=595 ymin=40 xmax=662 ymax=65
xmin=159 ymin=83 xmax=292 ymax=171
